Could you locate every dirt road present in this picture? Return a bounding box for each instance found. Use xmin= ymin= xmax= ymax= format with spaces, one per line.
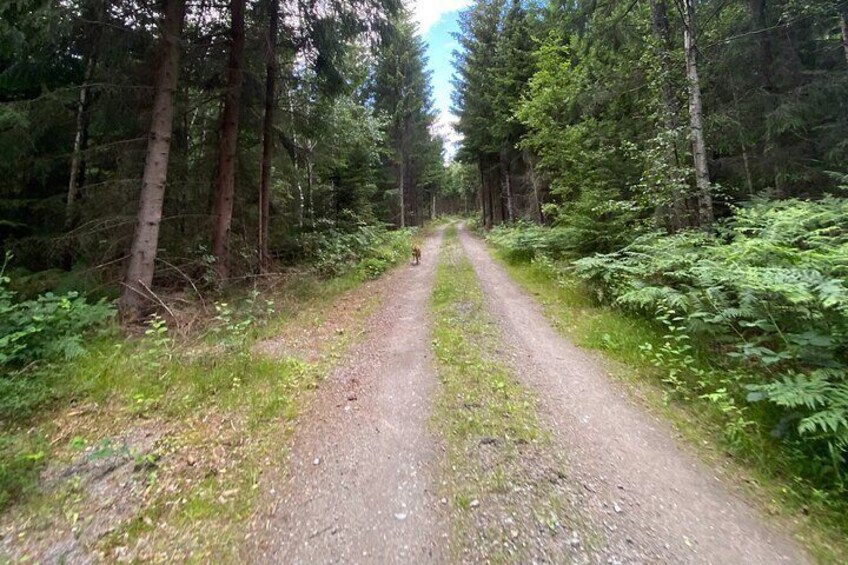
xmin=248 ymin=229 xmax=447 ymax=564
xmin=250 ymin=223 xmax=808 ymax=564
xmin=458 ymin=225 xmax=808 ymax=564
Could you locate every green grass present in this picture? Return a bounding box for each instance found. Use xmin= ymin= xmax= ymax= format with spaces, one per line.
xmin=431 ymin=228 xmax=539 ymax=447
xmin=430 ymin=226 xmax=591 ymax=562
xmin=0 ymin=233 xmax=413 ymax=560
xmin=491 ymin=250 xmax=848 ymax=564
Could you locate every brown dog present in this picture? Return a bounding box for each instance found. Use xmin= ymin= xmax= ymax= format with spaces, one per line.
xmin=411 ymin=245 xmax=421 ymax=265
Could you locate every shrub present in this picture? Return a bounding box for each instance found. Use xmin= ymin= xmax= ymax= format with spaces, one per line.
xmin=0 ymin=254 xmax=115 ymax=418
xmin=488 ymin=222 xmax=579 ymax=262
xmin=0 ymin=271 xmax=115 ymax=369
xmin=573 ymin=198 xmax=848 ymax=468
xmin=296 ymin=221 xmax=413 ymax=279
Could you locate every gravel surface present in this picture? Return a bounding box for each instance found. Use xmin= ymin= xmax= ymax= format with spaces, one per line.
xmin=247 ymin=228 xmax=447 ymax=564
xmin=458 ymin=225 xmax=810 ymax=565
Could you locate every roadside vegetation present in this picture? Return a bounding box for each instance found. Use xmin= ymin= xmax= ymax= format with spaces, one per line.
xmin=449 ymin=0 xmax=847 ymax=560
xmin=486 ymin=202 xmax=848 ymax=561
xmin=0 ymin=227 xmax=412 ymax=561
xmin=430 ymin=225 xmax=594 ymax=562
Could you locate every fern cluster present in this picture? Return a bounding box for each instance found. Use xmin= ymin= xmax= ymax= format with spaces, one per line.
xmin=490 ymin=198 xmax=848 ymax=476
xmin=0 ymin=255 xmax=114 ymax=371
xmin=574 ymin=198 xmax=848 ymax=464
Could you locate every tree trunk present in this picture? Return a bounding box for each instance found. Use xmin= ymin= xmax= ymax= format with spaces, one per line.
xmin=682 ymin=0 xmax=714 ymax=227
xmin=840 ymin=7 xmax=848 ymax=67
xmin=66 ymin=56 xmax=96 ymax=235
xmin=651 ymin=0 xmax=686 ymax=230
xmin=431 ymin=192 xmax=437 ymax=220
xmin=303 ymin=142 xmax=316 ymax=227
xmin=398 ymin=150 xmax=406 ymax=228
xmin=500 ymin=147 xmax=514 ymax=222
xmin=306 ymin=153 xmax=314 ymax=225
xmin=258 ymin=0 xmax=278 ymax=274
xmin=478 ymin=157 xmax=488 ymax=228
xmin=211 ymin=0 xmax=246 ymax=282
xmin=748 ymin=0 xmax=773 ymax=87
xmin=288 ymin=91 xmax=304 ymax=228
xmin=65 ymin=0 xmax=107 ymax=268
xmin=120 ymin=0 xmax=187 ymax=317
xmin=488 ymin=162 xmax=497 ymax=227
xmin=489 ymin=158 xmax=504 ymax=226
xmin=729 ymin=79 xmax=755 ymax=196
xmin=522 ymin=149 xmax=544 ymax=224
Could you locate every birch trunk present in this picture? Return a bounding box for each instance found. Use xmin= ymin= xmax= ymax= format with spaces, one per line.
xmin=840 ymin=8 xmax=848 ymax=67
xmin=682 ymin=0 xmax=714 ymax=227
xmin=258 ymin=0 xmax=278 ymax=273
xmin=211 ymin=0 xmax=246 ymax=281
xmin=120 ymin=0 xmax=186 ymax=316
xmin=65 ymin=56 xmax=96 ymax=234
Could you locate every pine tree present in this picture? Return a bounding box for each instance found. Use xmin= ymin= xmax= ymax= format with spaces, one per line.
xmin=372 ymin=8 xmax=439 ymax=228
xmin=120 ymin=0 xmax=187 ymax=316
xmin=210 ymin=0 xmax=246 ymax=282
xmin=454 ymin=0 xmax=505 ymax=228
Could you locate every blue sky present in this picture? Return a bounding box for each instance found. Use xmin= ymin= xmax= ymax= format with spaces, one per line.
xmin=410 ymin=1 xmax=472 ymax=157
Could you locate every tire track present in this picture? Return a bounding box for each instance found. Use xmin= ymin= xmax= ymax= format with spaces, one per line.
xmin=457 ymin=225 xmax=808 ymax=564
xmin=248 ymin=228 xmax=447 ymax=564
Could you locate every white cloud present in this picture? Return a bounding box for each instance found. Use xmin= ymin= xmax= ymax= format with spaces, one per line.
xmin=408 ymin=0 xmax=472 ymax=34
xmin=408 ymin=1 xmax=469 ymax=161
xmin=431 ymin=113 xmax=463 ymax=162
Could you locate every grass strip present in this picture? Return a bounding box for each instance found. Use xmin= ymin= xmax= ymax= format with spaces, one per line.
xmin=430 ymin=225 xmax=596 ymax=563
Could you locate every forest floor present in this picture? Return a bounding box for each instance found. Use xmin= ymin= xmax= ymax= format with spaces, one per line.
xmin=0 ymin=222 xmax=826 ymax=563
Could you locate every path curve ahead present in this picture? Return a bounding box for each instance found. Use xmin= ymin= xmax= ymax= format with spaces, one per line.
xmin=458 ymin=224 xmax=808 ymax=565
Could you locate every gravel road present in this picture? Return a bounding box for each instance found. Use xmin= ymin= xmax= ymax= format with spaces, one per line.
xmin=458 ymin=224 xmax=809 ymax=564
xmin=249 ymin=223 xmax=810 ymax=564
xmin=248 ymin=228 xmax=447 ymax=564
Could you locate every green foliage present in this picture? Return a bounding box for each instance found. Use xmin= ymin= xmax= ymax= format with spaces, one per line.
xmin=496 ymin=241 xmax=848 ymax=561
xmin=572 ymin=198 xmax=848 ymax=470
xmin=296 ymin=222 xmax=413 ymax=280
xmin=515 ymin=31 xmax=646 ymax=248
xmin=370 ymin=7 xmax=442 ymax=225
xmin=0 ymin=434 xmax=46 ymax=512
xmin=0 ymin=254 xmax=113 ymax=422
xmin=489 ymin=198 xmax=848 ymax=480
xmin=0 ymin=255 xmax=115 ymax=370
xmin=487 ymin=222 xmax=577 ymax=261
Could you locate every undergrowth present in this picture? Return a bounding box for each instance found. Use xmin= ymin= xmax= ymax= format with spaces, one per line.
xmin=0 ymin=227 xmax=412 ymax=559
xmin=489 ymin=239 xmax=848 ymax=563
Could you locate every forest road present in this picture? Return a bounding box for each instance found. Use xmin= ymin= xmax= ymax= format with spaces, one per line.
xmin=247 ymin=227 xmax=447 ymax=564
xmin=457 ymin=224 xmax=810 ymax=564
